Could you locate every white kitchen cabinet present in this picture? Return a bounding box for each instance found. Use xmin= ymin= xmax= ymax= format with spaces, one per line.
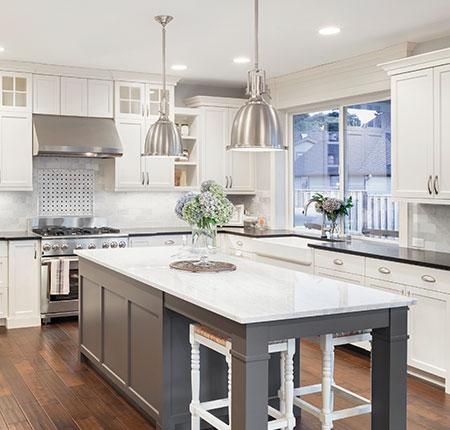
xmin=130 ymin=234 xmax=187 ymax=248
xmin=113 ymin=118 xmax=146 ymax=191
xmin=144 ymin=156 xmax=174 ymax=188
xmin=198 ymin=104 xmax=255 ymax=194
xmin=0 ymin=72 xmax=31 ymax=113
xmin=115 ymin=81 xmax=146 ymax=120
xmin=0 ymin=242 xmax=8 ymax=320
xmin=32 ymin=74 xmax=60 ymax=114
xmin=0 ymin=112 xmax=33 ymax=191
xmin=382 ymin=49 xmax=450 ymax=202
xmin=433 ymin=64 xmax=450 ymax=199
xmin=88 ymin=79 xmax=113 ymax=118
xmin=60 ymin=77 xmax=88 ymax=116
xmin=314 ymin=249 xmax=365 ymax=284
xmin=7 ymin=240 xmax=40 ymax=329
xmin=391 ymin=69 xmax=434 ymax=199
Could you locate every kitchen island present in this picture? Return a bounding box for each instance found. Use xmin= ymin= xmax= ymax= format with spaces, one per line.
xmin=77 ymin=247 xmax=415 ymax=430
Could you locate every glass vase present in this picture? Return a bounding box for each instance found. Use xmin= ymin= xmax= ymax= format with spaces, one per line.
xmin=191 ymin=224 xmax=218 ymax=266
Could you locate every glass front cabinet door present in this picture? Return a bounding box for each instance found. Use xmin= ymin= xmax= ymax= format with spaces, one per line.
xmin=0 ymin=72 xmax=32 ymax=112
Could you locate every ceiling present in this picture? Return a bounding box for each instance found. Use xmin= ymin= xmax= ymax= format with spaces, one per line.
xmin=2 ymin=0 xmax=450 ymax=85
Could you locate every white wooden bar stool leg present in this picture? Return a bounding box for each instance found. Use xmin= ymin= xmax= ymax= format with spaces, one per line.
xmin=321 ymin=334 xmax=334 ymax=430
xmin=190 ymin=330 xmax=201 ymax=430
xmin=279 ymin=350 xmax=286 ymax=419
xmin=285 ymin=339 xmax=296 ymax=430
xmin=226 ymin=353 xmax=232 ymax=425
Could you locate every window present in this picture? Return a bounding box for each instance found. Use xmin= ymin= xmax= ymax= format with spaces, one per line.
xmin=292 ymin=99 xmax=398 ymax=239
xmin=292 ymin=109 xmax=340 ymax=228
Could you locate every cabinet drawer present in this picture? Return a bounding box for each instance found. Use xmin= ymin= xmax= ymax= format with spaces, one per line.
xmin=0 ymin=288 xmax=7 ymax=318
xmin=314 ymin=250 xmax=365 ymax=276
xmin=130 ymin=234 xmax=187 ymax=248
xmin=366 ymin=258 xmax=450 ymax=295
xmin=222 ymin=234 xmax=253 ymax=252
xmin=314 ymin=266 xmax=364 ymax=285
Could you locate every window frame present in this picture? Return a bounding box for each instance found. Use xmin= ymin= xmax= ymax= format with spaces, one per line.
xmin=286 ymin=91 xmax=402 ymax=242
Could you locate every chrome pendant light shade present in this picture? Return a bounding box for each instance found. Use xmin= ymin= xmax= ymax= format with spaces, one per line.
xmin=227 ymin=0 xmax=286 ymax=152
xmin=143 ymin=15 xmax=183 ymax=157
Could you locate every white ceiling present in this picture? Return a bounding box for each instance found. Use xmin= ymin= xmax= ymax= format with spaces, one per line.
xmin=2 ymin=0 xmax=450 ymax=85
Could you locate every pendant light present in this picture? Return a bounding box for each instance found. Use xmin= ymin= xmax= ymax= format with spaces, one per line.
xmin=227 ymin=0 xmax=286 ymax=151
xmin=143 ymin=15 xmax=183 ymax=157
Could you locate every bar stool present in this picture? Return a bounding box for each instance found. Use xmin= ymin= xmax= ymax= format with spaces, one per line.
xmin=293 ymin=331 xmax=372 ymax=430
xmin=189 ymin=324 xmax=296 ymax=430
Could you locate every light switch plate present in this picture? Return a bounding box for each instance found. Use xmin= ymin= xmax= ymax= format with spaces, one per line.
xmin=411 ymin=237 xmax=425 ymax=248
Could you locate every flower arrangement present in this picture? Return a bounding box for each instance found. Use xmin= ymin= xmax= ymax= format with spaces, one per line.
xmin=175 ymin=180 xmax=234 ymax=229
xmin=309 ymin=193 xmax=353 ymax=236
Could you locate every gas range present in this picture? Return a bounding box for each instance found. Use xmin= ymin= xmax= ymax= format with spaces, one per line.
xmin=31 ymin=217 xmax=129 ymax=257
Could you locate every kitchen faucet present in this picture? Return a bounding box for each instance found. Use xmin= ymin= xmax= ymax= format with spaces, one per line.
xmin=303 ymin=199 xmax=331 ymax=239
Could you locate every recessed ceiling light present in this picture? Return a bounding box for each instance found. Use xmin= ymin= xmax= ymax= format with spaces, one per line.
xmin=171 ymin=64 xmax=187 ymax=71
xmin=0 ymin=47 xmax=5 ymax=53
xmin=319 ymin=26 xmax=341 ymax=36
xmin=233 ymin=56 xmax=251 ymax=64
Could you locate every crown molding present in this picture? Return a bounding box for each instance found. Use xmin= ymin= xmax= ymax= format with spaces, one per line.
xmin=184 ymin=95 xmax=246 ymax=108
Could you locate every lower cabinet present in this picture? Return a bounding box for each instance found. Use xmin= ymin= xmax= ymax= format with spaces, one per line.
xmin=79 ymin=262 xmax=163 ymax=420
xmin=7 ymin=240 xmax=40 ymax=328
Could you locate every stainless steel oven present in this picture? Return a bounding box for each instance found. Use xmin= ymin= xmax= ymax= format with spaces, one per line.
xmin=40 ymin=256 xmax=79 ymax=320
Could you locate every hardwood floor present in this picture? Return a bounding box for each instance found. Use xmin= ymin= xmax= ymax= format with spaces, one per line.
xmin=0 ymin=319 xmax=448 ymax=429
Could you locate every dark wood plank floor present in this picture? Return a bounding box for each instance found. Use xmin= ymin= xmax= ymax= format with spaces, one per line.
xmin=0 ymin=320 xmax=448 ymax=429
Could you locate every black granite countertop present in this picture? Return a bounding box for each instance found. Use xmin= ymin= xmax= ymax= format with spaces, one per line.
xmin=308 ymin=241 xmax=450 ymax=272
xmin=0 ymin=231 xmax=40 ymax=241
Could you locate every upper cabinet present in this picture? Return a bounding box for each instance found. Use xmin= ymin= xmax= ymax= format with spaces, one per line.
xmin=382 ymin=48 xmax=450 ymax=203
xmin=60 ymin=77 xmax=88 ymax=116
xmin=87 ymin=79 xmax=113 ymax=118
xmin=33 ymin=74 xmax=60 ymax=115
xmin=0 ymin=72 xmax=31 ymax=113
xmin=33 ymin=75 xmax=113 ymax=118
xmin=186 ymin=97 xmax=255 ymax=194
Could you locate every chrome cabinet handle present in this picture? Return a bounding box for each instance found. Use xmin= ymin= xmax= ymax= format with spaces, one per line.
xmin=164 ymin=239 xmax=175 ymax=245
xmin=333 ymin=258 xmax=344 ymax=266
xmin=230 ymin=176 xmax=233 ymax=188
xmin=434 ymin=175 xmax=439 ymax=195
xmin=141 ymin=172 xmax=145 ymax=185
xmin=236 ymin=240 xmax=244 ymax=247
xmin=421 ymin=274 xmax=436 ymax=283
xmin=146 ymin=172 xmax=150 ymax=186
xmin=146 ymin=104 xmax=149 ymax=117
xmin=427 ymin=175 xmax=433 ymax=195
xmin=225 ymin=176 xmax=229 ymax=188
xmin=141 ymin=104 xmax=144 ymax=117
xmin=378 ymin=267 xmax=391 ymax=275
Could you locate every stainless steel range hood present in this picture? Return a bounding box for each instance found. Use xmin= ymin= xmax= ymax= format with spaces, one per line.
xmin=33 ymin=114 xmax=123 ymax=158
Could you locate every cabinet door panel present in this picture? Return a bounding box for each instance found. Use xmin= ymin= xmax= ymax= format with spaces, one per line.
xmin=103 ymin=289 xmax=127 ymax=383
xmin=33 ymin=74 xmax=60 ymax=114
xmin=391 ymin=69 xmax=434 ymax=199
xmin=408 ymin=286 xmax=448 ymax=378
xmin=434 ymin=65 xmax=450 ymax=199
xmin=202 ymin=108 xmax=227 ymax=187
xmin=227 ymin=107 xmax=255 ymax=193
xmin=80 ymin=278 xmax=102 ymax=361
xmin=115 ymin=119 xmax=145 ymax=190
xmin=115 ymin=82 xmax=145 ymax=120
xmin=0 ymin=112 xmax=32 ymax=190
xmin=88 ymin=79 xmax=113 ymax=118
xmin=0 ymin=72 xmax=31 ymax=112
xmin=60 ymin=77 xmax=88 ymax=116
xmin=129 ymin=302 xmax=162 ymax=411
xmin=7 ymin=241 xmax=40 ymax=328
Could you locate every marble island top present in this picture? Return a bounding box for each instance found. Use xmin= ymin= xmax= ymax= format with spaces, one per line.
xmin=77 ymin=247 xmax=415 ymax=324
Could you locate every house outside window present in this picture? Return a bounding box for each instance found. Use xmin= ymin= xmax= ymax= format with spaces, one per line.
xmin=292 ymin=99 xmax=398 ymax=239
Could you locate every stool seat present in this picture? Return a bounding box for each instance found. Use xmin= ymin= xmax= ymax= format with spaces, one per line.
xmin=190 ymin=324 xmax=296 ymax=430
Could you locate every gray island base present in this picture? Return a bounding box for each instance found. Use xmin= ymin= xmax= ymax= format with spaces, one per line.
xmin=77 ymin=247 xmax=414 ymax=430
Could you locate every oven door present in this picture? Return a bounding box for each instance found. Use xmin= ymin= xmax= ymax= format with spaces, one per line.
xmin=41 ymin=257 xmax=79 ymax=317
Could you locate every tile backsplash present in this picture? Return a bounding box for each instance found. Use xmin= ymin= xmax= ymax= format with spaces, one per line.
xmin=0 ymin=157 xmax=254 ymax=231
xmin=408 ymin=204 xmax=450 ymax=252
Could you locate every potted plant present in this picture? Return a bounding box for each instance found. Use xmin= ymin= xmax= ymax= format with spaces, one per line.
xmin=175 ymin=180 xmax=234 ymax=265
xmin=309 ymin=193 xmax=353 ymax=239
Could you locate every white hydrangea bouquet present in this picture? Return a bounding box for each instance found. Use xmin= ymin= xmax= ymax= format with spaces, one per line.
xmin=175 ymin=180 xmax=234 ymax=265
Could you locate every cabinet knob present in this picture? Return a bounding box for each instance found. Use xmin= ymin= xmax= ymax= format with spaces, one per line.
xmin=236 ymin=240 xmax=244 ymax=247
xmin=164 ymin=240 xmax=175 ymax=245
xmin=421 ymin=274 xmax=436 ymax=283
xmin=333 ymin=258 xmax=344 ymax=266
xmin=378 ymin=267 xmax=391 ymax=275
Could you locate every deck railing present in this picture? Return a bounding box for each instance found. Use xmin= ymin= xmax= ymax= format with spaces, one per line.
xmin=295 ymin=189 xmax=399 ymax=237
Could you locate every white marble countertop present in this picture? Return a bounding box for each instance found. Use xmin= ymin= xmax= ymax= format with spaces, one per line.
xmin=76 ymin=247 xmax=415 ymax=324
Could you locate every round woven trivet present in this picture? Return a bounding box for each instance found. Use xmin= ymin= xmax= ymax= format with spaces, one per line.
xmin=170 ymin=260 xmax=237 ymax=273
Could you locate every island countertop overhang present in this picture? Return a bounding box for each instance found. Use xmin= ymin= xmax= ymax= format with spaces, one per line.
xmin=76 ymin=247 xmax=415 ymax=324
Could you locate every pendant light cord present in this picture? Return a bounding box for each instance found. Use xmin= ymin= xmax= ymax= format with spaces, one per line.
xmin=254 ymin=0 xmax=259 ymax=71
xmin=161 ymin=22 xmax=167 ymax=116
